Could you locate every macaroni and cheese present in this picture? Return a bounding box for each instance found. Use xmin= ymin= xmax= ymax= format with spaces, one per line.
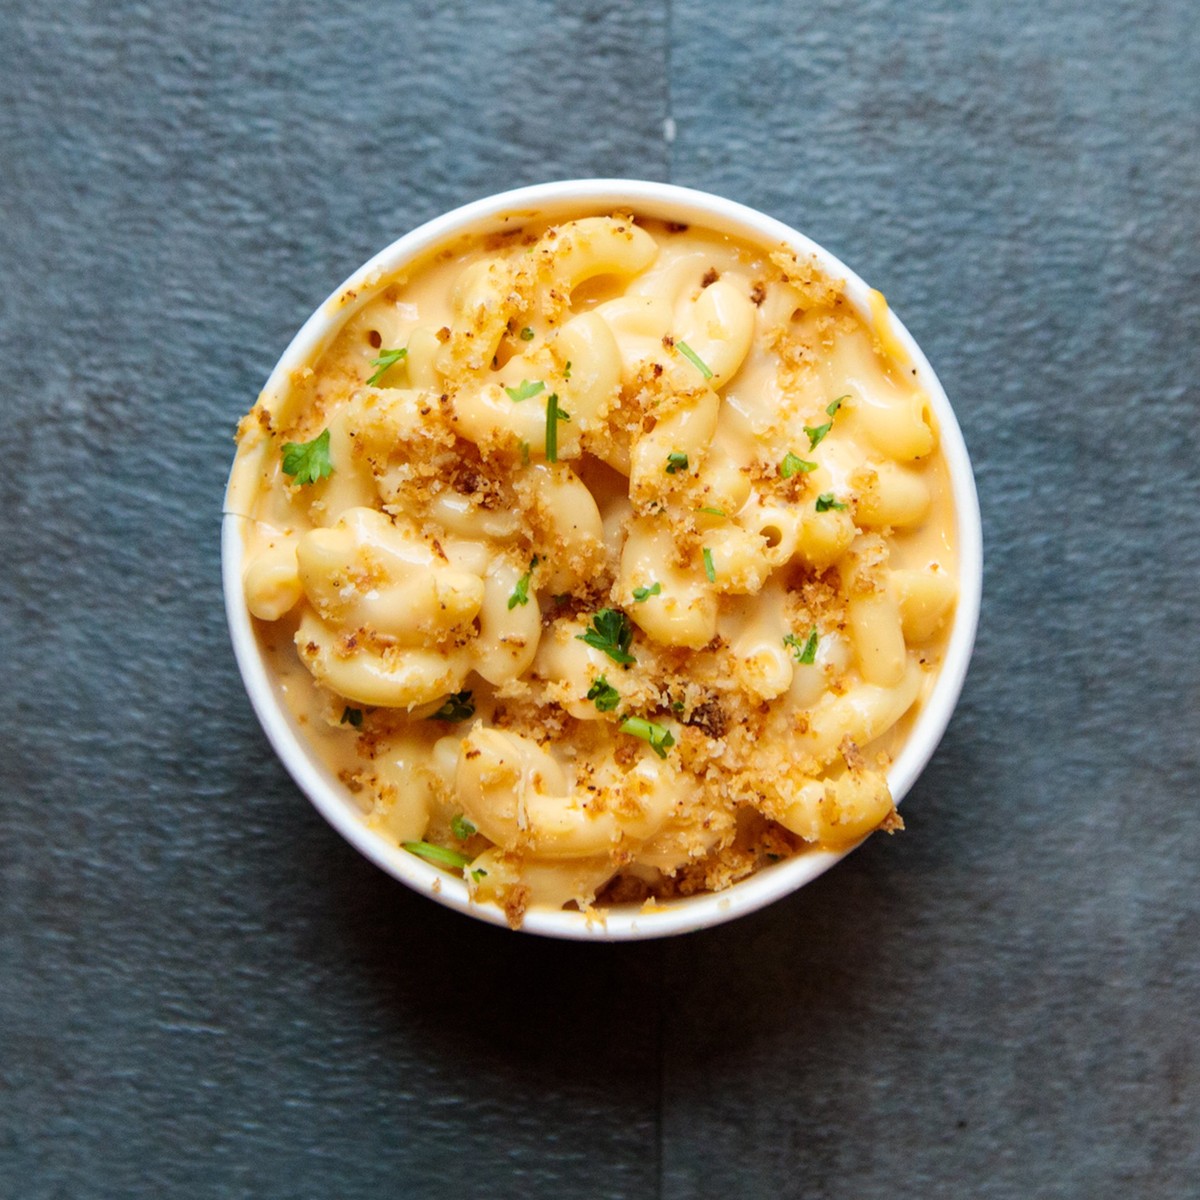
xmin=229 ymin=212 xmax=958 ymax=926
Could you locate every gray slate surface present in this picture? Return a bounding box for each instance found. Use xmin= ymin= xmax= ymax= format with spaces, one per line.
xmin=1 ymin=1 xmax=1196 ymax=1197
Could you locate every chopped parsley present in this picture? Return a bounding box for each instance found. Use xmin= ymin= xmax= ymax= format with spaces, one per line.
xmin=519 ymin=439 xmax=530 ymax=466
xmin=779 ymin=452 xmax=817 ymax=479
xmin=450 ymin=813 xmax=477 ymax=841
xmin=563 ymin=360 xmax=572 ymax=380
xmin=402 ymin=841 xmax=473 ymax=870
xmin=804 ymin=396 xmax=847 ymax=448
xmin=519 ymin=326 xmax=535 ymax=341
xmin=545 ymin=392 xmax=569 ymax=463
xmin=784 ymin=628 xmax=819 ymax=665
xmin=340 ymin=706 xmax=363 ymax=728
xmin=469 ymin=868 xmax=487 ymax=883
xmin=619 ymin=716 xmax=676 ymax=759
xmin=675 ymin=339 xmax=713 ymax=380
xmin=632 ymin=582 xmax=662 ymax=602
xmin=665 ymin=451 xmax=689 ymax=474
xmin=427 ymin=690 xmax=475 ymax=722
xmin=576 ymin=608 xmax=636 ymax=665
xmin=703 ymin=547 xmax=716 ymax=582
xmin=367 ymin=347 xmax=407 ymax=386
xmin=697 ymin=505 xmax=726 ymax=516
xmin=507 ymin=556 xmax=539 ymax=610
xmin=505 ymin=379 xmax=544 ymax=402
xmin=281 ymin=428 xmax=333 ymax=486
xmin=805 ymin=421 xmax=832 ymax=449
xmin=815 ymin=492 xmax=848 ymax=512
xmin=586 ymin=675 xmax=622 ymax=712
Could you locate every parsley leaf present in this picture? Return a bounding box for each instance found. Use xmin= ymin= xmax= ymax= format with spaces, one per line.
xmin=586 ymin=675 xmax=622 ymax=712
xmin=427 ymin=690 xmax=475 ymax=721
xmin=519 ymin=440 xmax=530 ymax=466
xmin=508 ymin=556 xmax=539 ymax=609
xmin=697 ymin=505 xmax=726 ymax=516
xmin=506 ymin=379 xmax=545 ymax=402
xmin=402 ymin=841 xmax=473 ymax=870
xmin=619 ymin=716 xmax=676 ymax=759
xmin=450 ymin=813 xmax=477 ymax=841
xmin=576 ymin=608 xmax=636 ymax=665
xmin=632 ymin=582 xmax=662 ymax=602
xmin=675 ymin=339 xmax=713 ymax=380
xmin=563 ymin=360 xmax=572 ymax=380
xmin=703 ymin=547 xmax=716 ymax=582
xmin=340 ymin=706 xmax=363 ymax=728
xmin=281 ymin=428 xmax=334 ymax=486
xmin=815 ymin=492 xmax=847 ymax=512
xmin=805 ymin=421 xmax=832 ymax=449
xmin=779 ymin=452 xmax=817 ymax=479
xmin=367 ymin=347 xmax=407 ymax=386
xmin=519 ymin=326 xmax=535 ymax=341
xmin=545 ymin=392 xmax=569 ymax=463
xmin=665 ymin=451 xmax=689 ymax=474
xmin=784 ymin=628 xmax=819 ymax=664
xmin=804 ymin=397 xmax=847 ymax=448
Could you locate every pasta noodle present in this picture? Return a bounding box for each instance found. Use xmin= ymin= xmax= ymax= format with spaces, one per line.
xmin=230 ymin=212 xmax=959 ymax=924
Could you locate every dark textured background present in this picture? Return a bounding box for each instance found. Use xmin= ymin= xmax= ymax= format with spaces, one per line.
xmin=2 ymin=1 xmax=1197 ymax=1196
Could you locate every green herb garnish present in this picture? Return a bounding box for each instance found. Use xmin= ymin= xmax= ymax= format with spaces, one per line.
xmin=563 ymin=360 xmax=572 ymax=379
xmin=427 ymin=690 xmax=475 ymax=722
xmin=367 ymin=347 xmax=407 ymax=386
xmin=576 ymin=608 xmax=636 ymax=665
xmin=403 ymin=841 xmax=472 ymax=870
xmin=586 ymin=675 xmax=622 ymax=713
xmin=519 ymin=326 xmax=535 ymax=341
xmin=703 ymin=547 xmax=716 ymax=582
xmin=450 ymin=814 xmax=477 ymax=841
xmin=804 ymin=397 xmax=847 ymax=449
xmin=519 ymin=440 xmax=531 ymax=466
xmin=619 ymin=716 xmax=676 ymax=759
xmin=805 ymin=421 xmax=832 ymax=449
xmin=545 ymin=392 xmax=569 ymax=463
xmin=632 ymin=582 xmax=662 ymax=602
xmin=779 ymin=452 xmax=817 ymax=479
xmin=665 ymin=451 xmax=689 ymax=474
xmin=281 ymin=428 xmax=333 ymax=486
xmin=815 ymin=493 xmax=847 ymax=512
xmin=784 ymin=628 xmax=819 ymax=665
xmin=697 ymin=505 xmax=726 ymax=516
xmin=508 ymin=556 xmax=539 ymax=609
xmin=675 ymin=339 xmax=713 ymax=380
xmin=506 ymin=379 xmax=545 ymax=402
xmin=340 ymin=706 xmax=363 ymax=728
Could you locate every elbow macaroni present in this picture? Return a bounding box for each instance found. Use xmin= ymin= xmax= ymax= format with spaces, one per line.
xmin=231 ymin=213 xmax=959 ymax=923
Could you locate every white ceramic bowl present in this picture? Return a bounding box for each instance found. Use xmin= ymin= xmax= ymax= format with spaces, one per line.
xmin=222 ymin=180 xmax=982 ymax=941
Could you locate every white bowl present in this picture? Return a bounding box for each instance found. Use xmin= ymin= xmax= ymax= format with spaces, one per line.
xmin=222 ymin=180 xmax=983 ymax=941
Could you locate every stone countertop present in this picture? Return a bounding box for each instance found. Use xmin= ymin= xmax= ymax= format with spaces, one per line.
xmin=2 ymin=2 xmax=1196 ymax=1196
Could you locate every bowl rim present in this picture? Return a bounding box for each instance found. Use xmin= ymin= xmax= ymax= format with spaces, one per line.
xmin=222 ymin=178 xmax=983 ymax=941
